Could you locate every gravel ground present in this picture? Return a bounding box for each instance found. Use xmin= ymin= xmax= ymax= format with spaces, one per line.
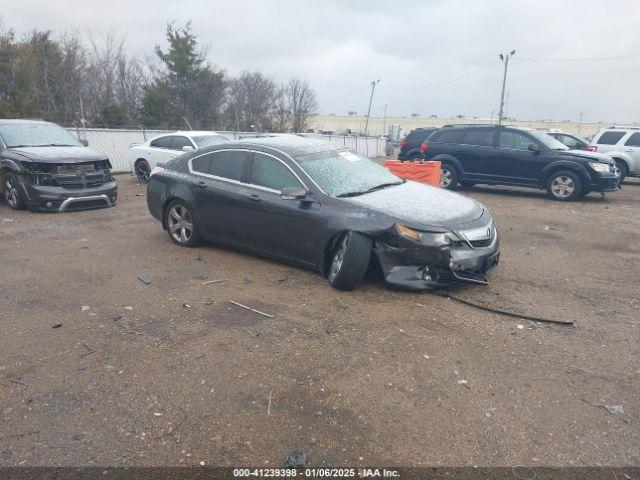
xmin=0 ymin=174 xmax=638 ymax=468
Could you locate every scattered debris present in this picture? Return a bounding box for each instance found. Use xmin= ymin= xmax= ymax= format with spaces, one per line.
xmin=268 ymin=389 xmax=273 ymax=416
xmin=457 ymin=379 xmax=470 ymax=388
xmin=79 ymin=363 xmax=88 ymax=371
xmin=137 ymin=274 xmax=151 ymax=285
xmin=199 ymin=461 xmax=205 ymax=466
xmin=81 ymin=305 xmax=90 ymax=312
xmin=112 ymin=314 xmax=124 ymax=321
xmin=80 ymin=342 xmax=95 ymax=357
xmin=196 ymin=254 xmax=203 ymax=262
xmin=516 ymin=324 xmax=524 ymax=330
xmin=202 ymin=279 xmax=228 ymax=285
xmin=52 ymin=323 xmax=62 ymax=329
xmin=229 ymin=300 xmax=274 ymax=318
xmin=124 ymin=306 xmax=133 ymax=311
xmin=582 ymin=398 xmax=630 ymax=423
xmin=0 ymin=218 xmax=14 ymax=222
xmin=244 ymin=277 xmax=253 ymax=285
xmin=429 ymin=290 xmax=574 ymax=326
xmin=9 ymin=378 xmax=24 ymax=385
xmin=183 ymin=298 xmax=214 ymax=308
xmin=284 ymin=452 xmax=307 ymax=468
xmin=153 ymin=412 xmax=162 ymax=417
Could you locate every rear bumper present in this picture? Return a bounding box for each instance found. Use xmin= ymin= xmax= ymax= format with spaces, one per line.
xmin=374 ymin=233 xmax=500 ymax=291
xmin=21 ymin=181 xmax=118 ymax=212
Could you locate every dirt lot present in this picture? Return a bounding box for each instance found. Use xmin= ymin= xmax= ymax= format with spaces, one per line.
xmin=1 ymin=174 xmax=639 ymax=468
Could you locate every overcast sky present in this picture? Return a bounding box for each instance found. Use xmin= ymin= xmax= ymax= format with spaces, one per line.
xmin=3 ymin=0 xmax=640 ymax=122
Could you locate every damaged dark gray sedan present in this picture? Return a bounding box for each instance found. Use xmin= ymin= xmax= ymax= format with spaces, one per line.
xmin=147 ymin=135 xmax=500 ymax=290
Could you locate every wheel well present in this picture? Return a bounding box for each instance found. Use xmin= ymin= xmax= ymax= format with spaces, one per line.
xmin=543 ymin=166 xmax=587 ymax=188
xmin=611 ymin=157 xmax=629 ymax=175
xmin=161 ymin=197 xmax=182 ymax=230
xmin=321 ymin=230 xmax=376 ymax=276
xmin=0 ymin=167 xmax=7 ymax=193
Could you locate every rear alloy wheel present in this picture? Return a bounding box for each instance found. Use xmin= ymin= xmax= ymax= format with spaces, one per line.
xmin=4 ymin=173 xmax=25 ymax=210
xmin=547 ymin=170 xmax=582 ymax=201
xmin=440 ymin=163 xmax=458 ymax=189
xmin=135 ymin=159 xmax=151 ymax=183
xmin=166 ymin=201 xmax=200 ymax=247
xmin=328 ymin=231 xmax=372 ymax=291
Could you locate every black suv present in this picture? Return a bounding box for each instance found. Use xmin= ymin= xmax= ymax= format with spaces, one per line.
xmin=0 ymin=119 xmax=117 ymax=212
xmin=421 ymin=124 xmax=620 ymax=201
xmin=398 ymin=128 xmax=437 ymax=161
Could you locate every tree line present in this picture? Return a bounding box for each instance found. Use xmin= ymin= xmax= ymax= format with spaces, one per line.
xmin=0 ymin=21 xmax=318 ymax=132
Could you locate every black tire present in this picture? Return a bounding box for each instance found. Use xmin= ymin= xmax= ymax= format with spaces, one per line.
xmin=328 ymin=231 xmax=372 ymax=291
xmin=135 ymin=159 xmax=151 ymax=183
xmin=439 ymin=162 xmax=459 ymax=189
xmin=460 ymin=181 xmax=476 ymax=189
xmin=546 ymin=170 xmax=582 ymax=201
xmin=3 ymin=172 xmax=25 ymax=210
xmin=165 ymin=201 xmax=200 ymax=247
xmin=613 ymin=159 xmax=628 ymax=183
xmin=408 ymin=154 xmax=422 ymax=162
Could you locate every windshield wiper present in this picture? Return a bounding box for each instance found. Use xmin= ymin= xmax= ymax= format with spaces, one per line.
xmin=37 ymin=143 xmax=78 ymax=147
xmin=337 ymin=181 xmax=404 ymax=198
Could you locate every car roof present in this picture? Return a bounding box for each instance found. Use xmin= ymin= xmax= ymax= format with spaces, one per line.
xmin=231 ymin=134 xmax=344 ymax=156
xmin=0 ymin=119 xmax=54 ymax=126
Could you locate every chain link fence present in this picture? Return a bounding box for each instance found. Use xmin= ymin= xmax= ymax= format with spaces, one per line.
xmin=66 ymin=128 xmax=386 ymax=173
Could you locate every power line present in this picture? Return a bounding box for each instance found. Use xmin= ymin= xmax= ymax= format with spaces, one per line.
xmin=515 ymin=53 xmax=640 ymax=62
xmin=381 ymin=62 xmax=500 ymax=90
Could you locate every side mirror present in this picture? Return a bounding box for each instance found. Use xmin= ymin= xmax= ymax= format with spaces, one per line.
xmin=528 ymin=143 xmax=541 ymax=153
xmin=80 ymin=139 xmax=89 ymax=147
xmin=182 ymin=145 xmax=194 ymax=152
xmin=281 ymin=187 xmax=309 ymax=200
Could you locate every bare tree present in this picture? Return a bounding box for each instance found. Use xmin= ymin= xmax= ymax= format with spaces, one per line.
xmin=273 ymin=85 xmax=290 ymax=132
xmin=226 ymin=71 xmax=277 ymax=131
xmin=286 ymin=78 xmax=317 ymax=133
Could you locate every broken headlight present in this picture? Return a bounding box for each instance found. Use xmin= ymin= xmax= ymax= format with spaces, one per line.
xmin=395 ymin=224 xmax=461 ymax=246
xmin=588 ymin=161 xmax=611 ymax=173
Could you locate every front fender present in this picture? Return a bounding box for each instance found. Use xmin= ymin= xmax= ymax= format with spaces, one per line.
xmin=431 ymin=154 xmax=463 ymax=174
xmin=540 ymin=161 xmax=591 ymax=187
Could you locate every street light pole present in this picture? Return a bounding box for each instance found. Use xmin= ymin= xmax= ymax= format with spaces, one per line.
xmin=497 ymin=50 xmax=515 ymax=125
xmin=364 ymin=79 xmax=380 ymax=136
xmin=578 ymin=112 xmax=584 ymax=134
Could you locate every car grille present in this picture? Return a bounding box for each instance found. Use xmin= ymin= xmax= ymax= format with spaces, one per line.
xmin=460 ymin=222 xmax=496 ymax=249
xmin=54 ymin=172 xmax=107 ymax=190
xmin=469 ymin=238 xmax=493 ymax=248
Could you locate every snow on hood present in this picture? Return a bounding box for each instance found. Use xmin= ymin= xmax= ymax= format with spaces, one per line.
xmin=10 ymin=146 xmax=107 ymax=164
xmin=563 ymin=149 xmax=615 ymax=164
xmin=345 ymin=181 xmax=484 ymax=228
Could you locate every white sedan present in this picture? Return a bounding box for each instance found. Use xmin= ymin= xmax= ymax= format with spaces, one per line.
xmin=128 ymin=131 xmax=229 ymax=182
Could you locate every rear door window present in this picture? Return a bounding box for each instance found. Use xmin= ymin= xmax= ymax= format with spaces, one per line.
xmin=498 ymin=131 xmax=533 ymax=150
xmin=171 ymin=136 xmax=193 ymax=150
xmin=192 ymin=150 xmax=249 ymax=182
xmin=150 ymin=136 xmax=173 ymax=149
xmin=596 ymin=131 xmax=626 ymax=145
xmin=250 ymin=153 xmax=303 ymax=192
xmin=431 ymin=129 xmax=466 ymax=144
xmin=462 ymin=129 xmax=495 ymax=146
xmin=624 ymin=132 xmax=640 ymax=147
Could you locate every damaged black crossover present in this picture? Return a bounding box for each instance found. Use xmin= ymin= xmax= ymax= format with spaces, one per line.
xmin=147 ymin=135 xmax=500 ymax=291
xmin=0 ymin=119 xmax=117 ymax=212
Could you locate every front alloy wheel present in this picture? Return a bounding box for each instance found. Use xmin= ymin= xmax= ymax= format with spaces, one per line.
xmin=328 ymin=231 xmax=372 ymax=291
xmin=135 ymin=160 xmax=151 ymax=183
xmin=4 ymin=173 xmax=25 ymax=210
xmin=547 ymin=170 xmax=581 ymax=201
xmin=439 ymin=163 xmax=458 ymax=189
xmin=166 ymin=202 xmax=200 ymax=247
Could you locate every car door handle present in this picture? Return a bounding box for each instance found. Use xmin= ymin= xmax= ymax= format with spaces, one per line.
xmin=195 ymin=181 xmax=207 ymax=189
xmin=243 ymin=193 xmax=262 ymax=202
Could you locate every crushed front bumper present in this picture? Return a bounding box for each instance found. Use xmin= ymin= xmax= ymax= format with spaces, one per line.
xmin=589 ymin=172 xmax=621 ymax=192
xmin=21 ymin=181 xmax=118 ymax=212
xmin=374 ymin=231 xmax=500 ymax=291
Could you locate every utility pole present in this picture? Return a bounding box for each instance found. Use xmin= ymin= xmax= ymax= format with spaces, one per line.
xmin=364 ymin=79 xmax=380 ymax=136
xmin=497 ymin=50 xmax=515 ymax=125
xmin=382 ymin=104 xmax=387 ymax=137
xmin=578 ymin=112 xmax=584 ymax=134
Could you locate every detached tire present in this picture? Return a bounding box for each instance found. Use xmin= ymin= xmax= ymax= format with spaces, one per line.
xmin=546 ymin=170 xmax=582 ymax=201
xmin=165 ymin=200 xmax=200 ymax=247
xmin=4 ymin=172 xmax=25 ymax=210
xmin=440 ymin=163 xmax=458 ymax=189
xmin=328 ymin=231 xmax=372 ymax=291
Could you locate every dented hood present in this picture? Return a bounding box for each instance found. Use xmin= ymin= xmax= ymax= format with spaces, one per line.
xmin=345 ymin=181 xmax=484 ymax=228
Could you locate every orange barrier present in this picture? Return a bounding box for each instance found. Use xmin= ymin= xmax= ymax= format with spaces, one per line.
xmin=384 ymin=160 xmax=441 ymax=187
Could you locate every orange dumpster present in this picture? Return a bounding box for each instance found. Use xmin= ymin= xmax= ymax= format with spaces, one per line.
xmin=384 ymin=160 xmax=441 ymax=187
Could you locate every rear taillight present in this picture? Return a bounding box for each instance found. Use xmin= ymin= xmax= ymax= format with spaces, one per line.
xmin=420 ymin=143 xmax=428 ymax=153
xmin=588 ymin=146 xmax=597 ymax=152
xmin=399 ymin=140 xmax=406 ymax=148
